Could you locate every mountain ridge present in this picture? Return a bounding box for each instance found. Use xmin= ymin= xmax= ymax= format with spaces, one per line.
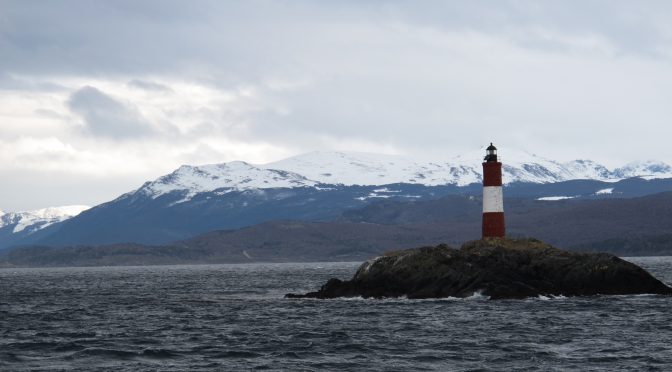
xmin=4 ymin=191 xmax=672 ymax=267
xmin=0 ymin=205 xmax=89 ymax=235
xmin=0 ymin=205 xmax=90 ymax=251
xmin=121 ymin=150 xmax=672 ymax=205
xmin=3 ymin=150 xmax=672 ymax=250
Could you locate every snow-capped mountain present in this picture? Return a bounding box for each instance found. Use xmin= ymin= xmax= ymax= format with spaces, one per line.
xmin=266 ymin=151 xmax=482 ymax=187
xmin=0 ymin=205 xmax=90 ymax=235
xmin=139 ymin=161 xmax=317 ymax=200
xmin=271 ymin=150 xmax=672 ymax=185
xmin=134 ymin=150 xmax=672 ymax=201
xmin=5 ymin=149 xmax=672 ymax=250
xmin=613 ymin=161 xmax=672 ymax=179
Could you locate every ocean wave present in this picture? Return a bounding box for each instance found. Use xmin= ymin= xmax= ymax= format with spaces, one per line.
xmin=4 ymin=261 xmax=672 ymax=371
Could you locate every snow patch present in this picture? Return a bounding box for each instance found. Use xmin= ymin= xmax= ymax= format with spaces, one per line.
xmin=356 ymin=193 xmax=421 ymax=201
xmin=536 ymin=196 xmax=577 ymax=201
xmin=638 ymin=175 xmax=665 ymax=181
xmin=1 ymin=205 xmax=90 ymax=234
xmin=139 ymin=161 xmax=317 ymax=202
xmin=269 ymin=150 xmax=672 ymax=187
xmin=613 ymin=161 xmax=672 ymax=179
xmin=268 ymin=151 xmax=482 ymax=187
xmin=373 ymin=187 xmax=401 ymax=193
xmin=127 ymin=149 xmax=672 ymax=203
xmin=595 ymin=188 xmax=614 ymax=195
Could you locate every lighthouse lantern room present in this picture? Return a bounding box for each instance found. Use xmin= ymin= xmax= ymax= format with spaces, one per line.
xmin=482 ymin=143 xmax=505 ymax=238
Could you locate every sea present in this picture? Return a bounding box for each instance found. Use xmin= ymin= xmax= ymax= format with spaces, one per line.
xmin=2 ymin=257 xmax=672 ymax=371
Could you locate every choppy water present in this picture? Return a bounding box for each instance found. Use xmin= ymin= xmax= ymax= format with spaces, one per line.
xmin=1 ymin=257 xmax=672 ymax=371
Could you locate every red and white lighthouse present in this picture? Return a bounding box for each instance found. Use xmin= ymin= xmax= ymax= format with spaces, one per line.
xmin=482 ymin=143 xmax=505 ymax=238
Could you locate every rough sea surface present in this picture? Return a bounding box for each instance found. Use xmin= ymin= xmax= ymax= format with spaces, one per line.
xmin=2 ymin=257 xmax=672 ymax=371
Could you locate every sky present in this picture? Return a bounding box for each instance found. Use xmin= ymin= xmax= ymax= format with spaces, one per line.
xmin=2 ymin=0 xmax=672 ymax=211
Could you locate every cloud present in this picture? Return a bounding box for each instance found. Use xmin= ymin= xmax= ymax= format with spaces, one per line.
xmin=67 ymin=85 xmax=154 ymax=139
xmin=127 ymin=79 xmax=172 ymax=92
xmin=2 ymin=1 xmax=672 ymax=210
xmin=1 ymin=1 xmax=670 ymax=78
xmin=0 ymin=72 xmax=67 ymax=92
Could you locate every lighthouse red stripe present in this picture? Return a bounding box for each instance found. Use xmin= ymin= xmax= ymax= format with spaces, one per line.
xmin=482 ymin=212 xmax=505 ymax=238
xmin=482 ymin=162 xmax=502 ymax=186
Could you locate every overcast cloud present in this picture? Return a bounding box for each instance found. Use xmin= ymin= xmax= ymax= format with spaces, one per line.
xmin=2 ymin=0 xmax=672 ymax=210
xmin=68 ymin=86 xmax=156 ymax=139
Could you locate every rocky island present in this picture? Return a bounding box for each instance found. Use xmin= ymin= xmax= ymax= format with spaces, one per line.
xmin=286 ymin=238 xmax=672 ymax=300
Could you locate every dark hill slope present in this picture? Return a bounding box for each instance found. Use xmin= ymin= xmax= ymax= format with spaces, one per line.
xmin=343 ymin=192 xmax=672 ymax=248
xmin=7 ymin=177 xmax=672 ymax=251
xmin=10 ymin=184 xmax=468 ymax=249
xmin=0 ymin=221 xmax=453 ymax=267
xmin=174 ymin=221 xmax=452 ymax=263
xmin=3 ymin=192 xmax=672 ymax=267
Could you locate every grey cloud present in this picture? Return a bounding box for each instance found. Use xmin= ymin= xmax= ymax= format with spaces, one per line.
xmin=34 ymin=108 xmax=68 ymax=120
xmin=0 ymin=169 xmax=147 ymax=211
xmin=0 ymin=1 xmax=670 ymax=78
xmin=67 ymin=86 xmax=153 ymax=139
xmin=3 ymin=0 xmax=672 ymax=211
xmin=0 ymin=72 xmax=67 ymax=91
xmin=127 ymin=79 xmax=172 ymax=92
xmin=4 ymin=0 xmax=670 ymax=157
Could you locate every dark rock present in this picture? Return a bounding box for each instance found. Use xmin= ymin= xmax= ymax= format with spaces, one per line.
xmin=285 ymin=238 xmax=672 ymax=300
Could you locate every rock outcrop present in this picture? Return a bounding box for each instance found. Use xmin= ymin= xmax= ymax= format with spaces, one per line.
xmin=286 ymin=238 xmax=672 ymax=300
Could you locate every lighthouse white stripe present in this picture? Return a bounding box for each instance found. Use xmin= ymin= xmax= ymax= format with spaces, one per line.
xmin=483 ymin=186 xmax=504 ymax=213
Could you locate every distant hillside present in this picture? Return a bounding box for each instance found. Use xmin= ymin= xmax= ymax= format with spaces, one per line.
xmin=2 ymin=192 xmax=672 ymax=267
xmin=342 ymin=192 xmax=672 ymax=248
xmin=572 ymin=234 xmax=672 ymax=257
xmin=7 ymin=177 xmax=672 ymax=251
xmin=0 ymin=205 xmax=89 ymax=249
xmin=0 ymin=222 xmax=453 ymax=267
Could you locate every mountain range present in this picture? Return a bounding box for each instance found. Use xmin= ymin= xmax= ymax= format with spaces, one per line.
xmin=2 ymin=150 xmax=672 ymax=252
xmin=0 ymin=206 xmax=90 ymax=250
xmin=129 ymin=150 xmax=672 ymax=201
xmin=5 ymin=192 xmax=672 ymax=267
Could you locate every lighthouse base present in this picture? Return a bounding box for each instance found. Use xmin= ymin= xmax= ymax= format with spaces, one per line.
xmin=482 ymin=212 xmax=505 ymax=238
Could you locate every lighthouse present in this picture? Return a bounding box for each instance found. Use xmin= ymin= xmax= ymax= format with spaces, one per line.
xmin=482 ymin=143 xmax=505 ymax=238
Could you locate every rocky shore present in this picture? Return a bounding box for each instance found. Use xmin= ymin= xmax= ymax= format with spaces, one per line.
xmin=286 ymin=238 xmax=672 ymax=300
